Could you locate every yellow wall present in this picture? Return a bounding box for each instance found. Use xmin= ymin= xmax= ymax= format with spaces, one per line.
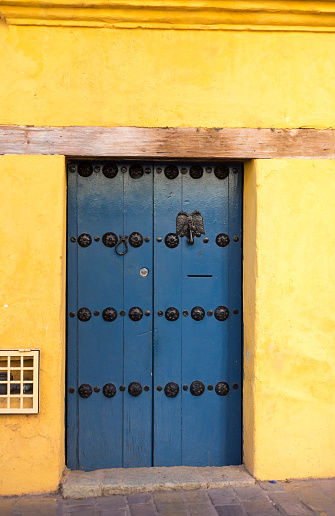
xmin=0 ymin=155 xmax=66 ymax=495
xmin=244 ymin=159 xmax=335 ymax=480
xmin=1 ymin=7 xmax=335 ymax=494
xmin=0 ymin=25 xmax=335 ymax=129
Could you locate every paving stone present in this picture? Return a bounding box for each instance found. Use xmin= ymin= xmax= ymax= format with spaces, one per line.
xmin=275 ymin=502 xmax=312 ymax=515
xmin=188 ymin=502 xmax=215 ymax=515
xmin=199 ymin=467 xmax=255 ymax=489
xmin=129 ymin=503 xmax=157 ymax=516
xmin=127 ymin=493 xmax=152 ymax=504
xmin=234 ymin=486 xmax=268 ymax=501
xmin=15 ymin=498 xmax=58 ymax=515
xmin=98 ymin=496 xmax=127 ymax=509
xmin=215 ymin=505 xmax=246 ymax=516
xmin=182 ymin=490 xmax=209 ymax=504
xmin=258 ymin=481 xmax=286 ymax=492
xmin=208 ymin=488 xmax=238 ymax=505
xmin=242 ymin=500 xmax=278 ymax=515
xmin=267 ymin=491 xmax=300 ymax=504
xmin=98 ymin=511 xmax=129 ymax=516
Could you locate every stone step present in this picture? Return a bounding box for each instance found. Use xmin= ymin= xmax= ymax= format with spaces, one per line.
xmin=62 ymin=465 xmax=255 ymax=499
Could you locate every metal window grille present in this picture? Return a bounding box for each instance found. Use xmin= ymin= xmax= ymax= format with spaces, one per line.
xmin=0 ymin=350 xmax=40 ymax=414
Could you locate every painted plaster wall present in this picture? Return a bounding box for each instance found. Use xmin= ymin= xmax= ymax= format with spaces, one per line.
xmin=244 ymin=159 xmax=335 ymax=480
xmin=0 ymin=25 xmax=335 ymax=128
xmin=0 ymin=155 xmax=66 ymax=495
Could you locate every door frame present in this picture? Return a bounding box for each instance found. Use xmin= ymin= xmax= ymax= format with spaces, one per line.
xmin=65 ymin=157 xmax=244 ymax=469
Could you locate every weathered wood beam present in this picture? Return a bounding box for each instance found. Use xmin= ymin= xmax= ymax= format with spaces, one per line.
xmin=0 ymin=126 xmax=334 ymax=159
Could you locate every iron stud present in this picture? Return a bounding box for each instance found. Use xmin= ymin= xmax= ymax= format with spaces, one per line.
xmin=70 ymin=236 xmax=76 ymax=243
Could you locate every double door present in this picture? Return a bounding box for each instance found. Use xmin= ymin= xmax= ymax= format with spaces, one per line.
xmin=67 ymin=161 xmax=242 ymax=470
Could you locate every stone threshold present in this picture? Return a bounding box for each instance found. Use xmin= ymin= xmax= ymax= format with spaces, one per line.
xmin=62 ymin=465 xmax=255 ymax=499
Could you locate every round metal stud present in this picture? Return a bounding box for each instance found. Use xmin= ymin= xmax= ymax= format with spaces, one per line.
xmin=77 ymin=307 xmax=92 ymax=322
xmin=208 ymin=385 xmax=214 ymax=391
xmin=78 ymin=163 xmax=93 ymax=177
xmin=103 ymin=383 xmax=117 ymax=398
xmin=215 ymin=382 xmax=229 ymax=396
xmin=129 ymin=307 xmax=143 ymax=321
xmin=233 ymin=168 xmax=238 ymax=174
xmin=120 ymin=385 xmax=126 ymax=391
xmin=128 ymin=382 xmax=142 ymax=397
xmin=103 ymin=307 xmax=118 ymax=322
xmin=189 ymin=165 xmax=203 ymax=179
xmin=190 ymin=381 xmax=205 ymax=396
xmin=181 ymin=168 xmax=187 ymax=174
xmin=214 ymin=306 xmax=229 ymax=321
xmin=144 ymin=385 xmax=150 ymax=391
xmin=145 ymin=168 xmax=151 ymax=174
xmin=206 ymin=167 xmax=212 ymax=173
xmin=164 ymin=382 xmax=179 ymax=398
xmin=102 ymin=232 xmax=118 ymax=248
xmin=94 ymin=310 xmax=100 ymax=316
xmin=121 ymin=167 xmax=127 ymax=173
xmin=164 ymin=165 xmax=179 ymax=180
xmin=233 ymin=384 xmax=239 ymax=390
xmin=191 ymin=306 xmax=205 ymax=321
xmin=70 ymin=236 xmax=76 ymax=243
xmin=129 ymin=164 xmax=144 ymax=179
xmin=120 ymin=310 xmax=126 ymax=317
xmin=140 ymin=268 xmax=149 ymax=277
xmin=216 ymin=233 xmax=230 ymax=247
xmin=156 ymin=168 xmax=162 ymax=174
xmin=157 ymin=237 xmax=162 ymax=242
xmin=233 ymin=309 xmax=239 ymax=315
xmin=203 ymin=237 xmax=209 ymax=243
xmin=103 ymin=164 xmax=118 ymax=178
xmin=78 ymin=233 xmax=92 ymax=247
xmin=145 ymin=311 xmax=151 ymax=316
xmin=183 ymin=385 xmax=188 ymax=391
xmin=157 ymin=310 xmax=163 ymax=317
xmin=165 ymin=307 xmax=179 ymax=321
xmin=214 ymin=165 xmax=229 ymax=180
xmin=69 ymin=312 xmax=76 ymax=318
xmin=129 ymin=232 xmax=143 ymax=248
xmin=233 ymin=236 xmax=239 ymax=242
xmin=94 ymin=386 xmax=100 ymax=393
xmin=94 ymin=166 xmax=100 ymax=173
xmin=207 ymin=310 xmax=213 ymax=317
xmin=145 ymin=237 xmax=150 ymax=243
xmin=183 ymin=310 xmax=189 ymax=317
xmin=157 ymin=385 xmax=163 ymax=391
xmin=94 ymin=236 xmax=100 ymax=242
xmin=78 ymin=384 xmax=93 ymax=398
xmin=69 ymin=165 xmax=76 ymax=173
xmin=69 ymin=387 xmax=75 ymax=393
xmin=165 ymin=233 xmax=179 ymax=248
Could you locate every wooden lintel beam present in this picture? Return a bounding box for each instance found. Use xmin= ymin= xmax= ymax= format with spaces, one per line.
xmin=0 ymin=126 xmax=334 ymax=159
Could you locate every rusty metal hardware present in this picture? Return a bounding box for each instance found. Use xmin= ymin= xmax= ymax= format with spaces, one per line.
xmin=144 ymin=385 xmax=150 ymax=391
xmin=233 ymin=309 xmax=239 ymax=314
xmin=164 ymin=382 xmax=179 ymax=398
xmin=145 ymin=237 xmax=150 ymax=242
xmin=69 ymin=387 xmax=75 ymax=393
xmin=120 ymin=310 xmax=126 ymax=317
xmin=191 ymin=306 xmax=205 ymax=321
xmin=157 ymin=385 xmax=163 ymax=391
xmin=216 ymin=233 xmax=230 ymax=247
xmin=190 ymin=380 xmax=205 ymax=396
xmin=94 ymin=310 xmax=100 ymax=316
xmin=207 ymin=310 xmax=213 ymax=316
xmin=129 ymin=307 xmax=143 ymax=321
xmin=233 ymin=236 xmax=239 ymax=242
xmin=103 ymin=307 xmax=118 ymax=322
xmin=94 ymin=236 xmax=100 ymax=242
xmin=214 ymin=165 xmax=229 ymax=180
xmin=165 ymin=307 xmax=179 ymax=321
xmin=129 ymin=232 xmax=143 ymax=248
xmin=119 ymin=385 xmax=125 ymax=391
xmin=233 ymin=384 xmax=239 ymax=390
xmin=189 ymin=165 xmax=203 ymax=179
xmin=157 ymin=310 xmax=163 ymax=317
xmin=103 ymin=164 xmax=118 ymax=178
xmin=215 ymin=382 xmax=229 ymax=396
xmin=102 ymin=232 xmax=118 ymax=248
xmin=183 ymin=310 xmax=189 ymax=317
xmin=128 ymin=382 xmax=142 ymax=397
xmin=203 ymin=237 xmax=209 ymax=243
xmin=103 ymin=383 xmax=117 ymax=398
xmin=129 ymin=164 xmax=144 ymax=179
xmin=176 ymin=211 xmax=205 ymax=245
xmin=214 ymin=306 xmax=229 ymax=321
xmin=165 ymin=233 xmax=179 ymax=248
xmin=78 ymin=163 xmax=93 ymax=177
xmin=78 ymin=384 xmax=93 ymax=398
xmin=183 ymin=385 xmax=188 ymax=391
xmin=78 ymin=233 xmax=92 ymax=247
xmin=69 ymin=312 xmax=75 ymax=318
xmin=94 ymin=386 xmax=100 ymax=393
xmin=77 ymin=307 xmax=92 ymax=322
xmin=164 ymin=165 xmax=179 ymax=180
xmin=70 ymin=236 xmax=76 ymax=243
xmin=208 ymin=385 xmax=214 ymax=391
xmin=115 ymin=235 xmax=128 ymax=255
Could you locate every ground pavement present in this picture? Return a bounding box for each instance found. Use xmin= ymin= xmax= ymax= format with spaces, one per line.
xmin=2 ymin=480 xmax=335 ymax=515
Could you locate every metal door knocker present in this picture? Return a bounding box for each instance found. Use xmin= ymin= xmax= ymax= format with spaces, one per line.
xmin=176 ymin=211 xmax=205 ymax=245
xmin=115 ymin=235 xmax=128 ymax=255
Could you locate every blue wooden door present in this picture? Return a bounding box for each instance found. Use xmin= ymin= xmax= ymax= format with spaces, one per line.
xmin=67 ymin=161 xmax=242 ymax=470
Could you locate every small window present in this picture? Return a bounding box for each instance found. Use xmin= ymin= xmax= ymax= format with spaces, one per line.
xmin=0 ymin=350 xmax=40 ymax=414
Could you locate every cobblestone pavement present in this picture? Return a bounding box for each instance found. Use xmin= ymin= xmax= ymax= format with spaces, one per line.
xmin=2 ymin=480 xmax=335 ymax=515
